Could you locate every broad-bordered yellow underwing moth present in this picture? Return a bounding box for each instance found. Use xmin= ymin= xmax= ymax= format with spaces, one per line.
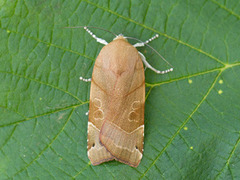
xmin=68 ymin=26 xmax=173 ymax=167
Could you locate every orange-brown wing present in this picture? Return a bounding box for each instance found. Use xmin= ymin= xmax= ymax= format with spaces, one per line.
xmin=87 ymin=48 xmax=115 ymax=165
xmin=99 ymin=67 xmax=145 ymax=167
xmin=87 ymin=78 xmax=114 ymax=165
xmin=98 ymin=37 xmax=145 ymax=167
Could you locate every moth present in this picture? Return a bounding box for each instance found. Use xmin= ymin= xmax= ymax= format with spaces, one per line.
xmin=73 ymin=26 xmax=173 ymax=167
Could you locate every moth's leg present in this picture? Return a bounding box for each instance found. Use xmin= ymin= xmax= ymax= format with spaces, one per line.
xmin=84 ymin=26 xmax=108 ymax=45
xmin=79 ymin=76 xmax=91 ymax=82
xmin=134 ymin=34 xmax=159 ymax=47
xmin=85 ymin=110 xmax=89 ymax=116
xmin=138 ymin=52 xmax=173 ymax=74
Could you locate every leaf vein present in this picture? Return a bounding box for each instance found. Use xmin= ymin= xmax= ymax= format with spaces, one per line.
xmin=13 ymin=108 xmax=75 ymax=177
xmin=83 ymin=0 xmax=225 ymax=65
xmin=0 ymin=71 xmax=83 ymax=103
xmin=140 ymin=70 xmax=222 ymax=178
xmin=215 ymin=134 xmax=240 ymax=179
xmin=0 ymin=103 xmax=87 ymax=128
xmin=211 ymin=0 xmax=240 ymax=20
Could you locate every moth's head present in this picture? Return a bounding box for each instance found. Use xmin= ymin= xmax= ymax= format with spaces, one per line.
xmin=114 ymin=34 xmax=127 ymax=41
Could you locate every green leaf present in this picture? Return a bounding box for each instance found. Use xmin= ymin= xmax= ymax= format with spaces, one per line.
xmin=0 ymin=0 xmax=240 ymax=179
